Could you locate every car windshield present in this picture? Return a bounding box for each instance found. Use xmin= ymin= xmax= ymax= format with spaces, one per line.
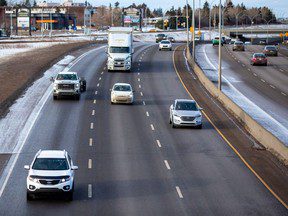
xmin=114 ymin=85 xmax=131 ymax=91
xmin=265 ymin=46 xmax=276 ymax=50
xmin=110 ymin=47 xmax=130 ymax=53
xmin=254 ymin=54 xmax=265 ymax=58
xmin=32 ymin=158 xmax=69 ymax=170
xmin=157 ymin=34 xmax=165 ymax=37
xmin=214 ymin=37 xmax=219 ymax=40
xmin=175 ymin=102 xmax=198 ymax=111
xmin=161 ymin=41 xmax=170 ymax=44
xmin=56 ymin=74 xmax=77 ymax=80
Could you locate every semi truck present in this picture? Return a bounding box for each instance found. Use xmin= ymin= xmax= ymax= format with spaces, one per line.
xmin=107 ymin=27 xmax=134 ymax=72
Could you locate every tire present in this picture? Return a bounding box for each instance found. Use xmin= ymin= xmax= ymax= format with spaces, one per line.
xmin=196 ymin=124 xmax=203 ymax=129
xmin=170 ymin=48 xmax=172 ymax=51
xmin=172 ymin=118 xmax=176 ymax=128
xmin=264 ymin=63 xmax=267 ymax=66
xmin=53 ymin=95 xmax=57 ymax=100
xmin=27 ymin=193 xmax=34 ymax=201
xmin=66 ymin=191 xmax=73 ymax=201
xmin=75 ymin=95 xmax=80 ymax=100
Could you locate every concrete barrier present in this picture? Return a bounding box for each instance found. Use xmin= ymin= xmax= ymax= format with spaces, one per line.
xmin=186 ymin=49 xmax=288 ymax=165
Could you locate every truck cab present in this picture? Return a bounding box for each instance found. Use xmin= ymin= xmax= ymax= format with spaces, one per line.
xmin=107 ymin=27 xmax=133 ymax=72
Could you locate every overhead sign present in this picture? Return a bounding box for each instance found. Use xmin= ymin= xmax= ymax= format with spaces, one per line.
xmin=124 ymin=8 xmax=140 ymax=24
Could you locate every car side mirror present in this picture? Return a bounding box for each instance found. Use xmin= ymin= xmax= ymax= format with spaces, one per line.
xmin=199 ymin=107 xmax=203 ymax=110
xmin=71 ymin=166 xmax=78 ymax=170
xmin=50 ymin=77 xmax=54 ymax=82
xmin=170 ymin=104 xmax=174 ymax=110
xmin=24 ymin=165 xmax=30 ymax=170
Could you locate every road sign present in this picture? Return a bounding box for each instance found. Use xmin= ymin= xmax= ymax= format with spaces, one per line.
xmin=190 ymin=27 xmax=194 ymax=32
xmin=279 ymin=33 xmax=283 ymax=37
xmin=197 ymin=31 xmax=202 ymax=36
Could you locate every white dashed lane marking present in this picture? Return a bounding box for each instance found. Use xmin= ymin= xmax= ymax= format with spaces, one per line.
xmin=92 ymin=110 xmax=95 ymax=116
xmin=261 ymin=79 xmax=266 ymax=83
xmin=140 ymin=92 xmax=143 ymax=96
xmin=89 ymin=138 xmax=93 ymax=146
xmin=176 ymin=186 xmax=183 ymax=199
xmin=93 ymin=100 xmax=96 ymax=104
xmin=88 ymin=184 xmax=92 ymax=198
xmin=143 ymin=101 xmax=146 ymax=105
xmin=146 ymin=111 xmax=149 ymax=117
xmin=90 ymin=123 xmax=94 ymax=129
xmin=88 ymin=159 xmax=92 ymax=169
xmin=150 ymin=124 xmax=155 ymax=131
xmin=139 ymin=85 xmax=141 ymax=88
xmin=164 ymin=160 xmax=171 ymax=170
xmin=281 ymin=92 xmax=287 ymax=96
xmin=156 ymin=140 xmax=162 ymax=148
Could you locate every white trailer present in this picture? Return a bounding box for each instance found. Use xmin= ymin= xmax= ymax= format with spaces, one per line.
xmin=107 ymin=27 xmax=133 ymax=72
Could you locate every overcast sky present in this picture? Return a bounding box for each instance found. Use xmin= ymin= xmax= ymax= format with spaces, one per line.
xmin=88 ymin=0 xmax=287 ymax=17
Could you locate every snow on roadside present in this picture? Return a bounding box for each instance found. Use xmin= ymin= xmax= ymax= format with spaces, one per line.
xmin=0 ymin=55 xmax=75 ymax=153
xmin=195 ymin=44 xmax=288 ymax=146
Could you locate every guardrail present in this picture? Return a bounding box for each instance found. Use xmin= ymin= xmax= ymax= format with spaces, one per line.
xmin=186 ymin=48 xmax=288 ymax=165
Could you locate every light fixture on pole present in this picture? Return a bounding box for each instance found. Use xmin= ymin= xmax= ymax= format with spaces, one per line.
xmin=186 ymin=0 xmax=189 ymax=49
xmin=218 ymin=0 xmax=222 ymax=91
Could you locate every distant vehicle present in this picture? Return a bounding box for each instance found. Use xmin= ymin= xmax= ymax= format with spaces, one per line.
xmin=51 ymin=71 xmax=86 ymax=100
xmin=212 ymin=36 xmax=224 ymax=46
xmin=111 ymin=83 xmax=134 ymax=104
xmin=159 ymin=40 xmax=172 ymax=51
xmin=259 ymin=40 xmax=267 ymax=45
xmin=156 ymin=33 xmax=167 ymax=43
xmin=232 ymin=41 xmax=245 ymax=51
xmin=169 ymin=99 xmax=203 ymax=129
xmin=244 ymin=41 xmax=252 ymax=45
xmin=263 ymin=45 xmax=278 ymax=56
xmin=25 ymin=150 xmax=78 ymax=201
xmin=250 ymin=53 xmax=267 ymax=66
xmin=107 ymin=27 xmax=134 ymax=72
xmin=167 ymin=36 xmax=175 ymax=43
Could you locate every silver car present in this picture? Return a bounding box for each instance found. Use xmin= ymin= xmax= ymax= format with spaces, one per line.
xmin=169 ymin=99 xmax=202 ymax=128
xmin=111 ymin=83 xmax=134 ymax=104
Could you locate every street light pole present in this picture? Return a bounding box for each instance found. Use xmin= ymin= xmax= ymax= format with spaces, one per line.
xmin=49 ymin=7 xmax=54 ymax=38
xmin=192 ymin=0 xmax=195 ymax=61
xmin=10 ymin=7 xmax=13 ymax=36
xmin=218 ymin=0 xmax=222 ymax=91
xmin=186 ymin=0 xmax=189 ymax=48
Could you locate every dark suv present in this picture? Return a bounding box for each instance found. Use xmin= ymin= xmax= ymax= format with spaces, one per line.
xmin=156 ymin=34 xmax=167 ymax=43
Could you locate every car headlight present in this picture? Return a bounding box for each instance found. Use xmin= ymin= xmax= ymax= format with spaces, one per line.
xmin=75 ymin=83 xmax=80 ymax=89
xmin=61 ymin=176 xmax=71 ymax=183
xmin=53 ymin=84 xmax=58 ymax=90
xmin=28 ymin=176 xmax=39 ymax=183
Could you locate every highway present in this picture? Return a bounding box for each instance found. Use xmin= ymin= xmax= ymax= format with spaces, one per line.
xmin=0 ymin=42 xmax=287 ymax=215
xmin=196 ymin=43 xmax=288 ymax=130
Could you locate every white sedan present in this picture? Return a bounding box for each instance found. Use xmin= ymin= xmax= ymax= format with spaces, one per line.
xmin=169 ymin=99 xmax=202 ymax=129
xmin=111 ymin=83 xmax=134 ymax=104
xmin=159 ymin=40 xmax=172 ymax=51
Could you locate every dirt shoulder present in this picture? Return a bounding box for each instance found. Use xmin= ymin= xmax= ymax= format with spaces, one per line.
xmin=0 ymin=41 xmax=96 ymax=117
xmin=174 ymin=45 xmax=288 ymax=207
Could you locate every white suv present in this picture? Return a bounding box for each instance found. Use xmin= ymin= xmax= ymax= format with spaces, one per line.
xmin=24 ymin=150 xmax=78 ymax=201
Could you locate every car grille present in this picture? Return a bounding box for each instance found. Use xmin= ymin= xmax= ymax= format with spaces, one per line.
xmin=58 ymin=84 xmax=74 ymax=90
xmin=114 ymin=59 xmax=125 ymax=67
xmin=181 ymin=116 xmax=195 ymax=121
xmin=39 ymin=179 xmax=60 ymax=185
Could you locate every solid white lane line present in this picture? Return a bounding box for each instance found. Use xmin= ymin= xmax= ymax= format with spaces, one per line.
xmin=146 ymin=111 xmax=150 ymax=117
xmin=261 ymin=79 xmax=266 ymax=83
xmin=270 ymin=85 xmax=275 ymax=89
xmin=93 ymin=100 xmax=96 ymax=104
xmin=90 ymin=123 xmax=94 ymax=129
xmin=140 ymin=92 xmax=143 ymax=96
xmin=138 ymin=78 xmax=140 ymax=82
xmin=150 ymin=124 xmax=155 ymax=131
xmin=143 ymin=101 xmax=146 ymax=105
xmin=281 ymin=92 xmax=287 ymax=96
xmin=164 ymin=160 xmax=171 ymax=170
xmin=89 ymin=138 xmax=93 ymax=146
xmin=139 ymin=85 xmax=141 ymax=88
xmin=156 ymin=140 xmax=162 ymax=148
xmin=237 ymin=60 xmax=240 ymax=63
xmin=176 ymin=186 xmax=183 ymax=199
xmin=88 ymin=184 xmax=92 ymax=198
xmin=92 ymin=110 xmax=95 ymax=116
xmin=88 ymin=159 xmax=92 ymax=169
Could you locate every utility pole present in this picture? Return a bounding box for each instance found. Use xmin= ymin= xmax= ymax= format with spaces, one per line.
xmin=192 ymin=0 xmax=195 ymax=61
xmin=198 ymin=0 xmax=201 ymax=32
xmin=218 ymin=0 xmax=222 ymax=91
xmin=186 ymin=0 xmax=189 ymax=48
xmin=10 ymin=7 xmax=13 ymax=37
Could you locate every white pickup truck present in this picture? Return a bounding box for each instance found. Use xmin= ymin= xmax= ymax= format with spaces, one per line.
xmin=51 ymin=71 xmax=86 ymax=100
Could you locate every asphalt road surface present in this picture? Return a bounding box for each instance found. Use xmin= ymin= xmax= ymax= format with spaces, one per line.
xmin=196 ymin=43 xmax=288 ymax=130
xmin=0 ymin=42 xmax=287 ymax=216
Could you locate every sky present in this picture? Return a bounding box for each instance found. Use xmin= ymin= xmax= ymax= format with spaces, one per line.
xmin=88 ymin=0 xmax=288 ymax=17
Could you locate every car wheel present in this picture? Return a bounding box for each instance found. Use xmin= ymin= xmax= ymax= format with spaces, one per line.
xmin=53 ymin=95 xmax=57 ymax=100
xmin=75 ymin=95 xmax=80 ymax=100
xmin=27 ymin=193 xmax=34 ymax=201
xmin=196 ymin=124 xmax=202 ymax=129
xmin=171 ymin=118 xmax=176 ymax=128
xmin=264 ymin=63 xmax=267 ymax=66
xmin=66 ymin=191 xmax=73 ymax=201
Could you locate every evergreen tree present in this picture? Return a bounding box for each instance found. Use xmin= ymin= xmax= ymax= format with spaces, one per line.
xmin=114 ymin=2 xmax=120 ymax=8
xmin=0 ymin=0 xmax=7 ymax=6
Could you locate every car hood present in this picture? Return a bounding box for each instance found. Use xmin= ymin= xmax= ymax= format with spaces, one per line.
xmin=112 ymin=91 xmax=132 ymax=96
xmin=29 ymin=169 xmax=71 ymax=177
xmin=54 ymin=80 xmax=78 ymax=84
xmin=173 ymin=110 xmax=201 ymax=117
